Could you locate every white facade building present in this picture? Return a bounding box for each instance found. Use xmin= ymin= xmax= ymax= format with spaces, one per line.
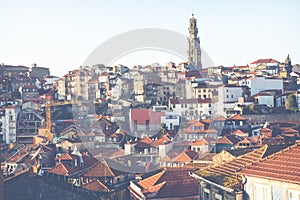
xmin=169 ymin=98 xmax=213 ymax=119
xmin=254 ymin=94 xmax=274 ymax=107
xmin=0 ymin=106 xmax=21 ymax=144
xmin=247 ymin=76 xmax=283 ymax=96
xmin=215 ymin=85 xmax=243 ymax=116
xmin=160 ymin=111 xmax=181 ymax=131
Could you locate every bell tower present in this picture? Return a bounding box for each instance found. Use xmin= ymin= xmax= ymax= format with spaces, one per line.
xmin=188 ymin=14 xmax=202 ymax=70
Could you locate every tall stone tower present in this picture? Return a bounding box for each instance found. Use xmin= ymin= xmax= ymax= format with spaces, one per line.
xmin=285 ymin=54 xmax=293 ymax=77
xmin=188 ymin=14 xmax=202 ymax=70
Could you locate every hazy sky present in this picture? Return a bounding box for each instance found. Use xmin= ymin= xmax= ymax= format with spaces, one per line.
xmin=0 ymin=0 xmax=299 ymax=76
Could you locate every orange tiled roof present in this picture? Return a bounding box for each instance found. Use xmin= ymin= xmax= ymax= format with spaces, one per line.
xmin=139 ymin=136 xmax=153 ymax=144
xmin=190 ymin=121 xmax=205 ymax=127
xmin=280 ymin=127 xmax=299 ymax=134
xmin=191 ymin=138 xmax=208 ymax=146
xmin=144 ymin=181 xmax=166 ymax=193
xmin=82 ymin=180 xmax=109 ymax=192
xmin=239 ymin=142 xmax=300 ymax=185
xmin=81 ymin=160 xmax=125 ymax=178
xmin=171 ymin=149 xmax=198 ymax=162
xmin=194 ymin=145 xmax=268 ymax=189
xmin=138 ymin=170 xmax=165 ymax=189
xmin=55 ymin=153 xmax=78 ymax=161
xmin=183 ymin=128 xmax=218 ymax=134
xmin=187 ymin=119 xmax=200 ymax=125
xmin=227 ymin=115 xmax=246 ymax=121
xmin=214 ymin=116 xmax=226 ymax=121
xmin=151 ymin=136 xmax=171 ymax=147
xmin=136 ymin=168 xmax=198 ymax=198
xmin=235 ymin=138 xmax=252 ymax=146
xmin=48 ymin=163 xmax=81 ymax=176
xmin=216 ymin=135 xmax=243 ymax=145
xmin=201 ymin=118 xmax=211 ymax=124
xmin=251 ymin=58 xmax=278 ymax=64
xmin=260 ymin=127 xmax=271 ymax=132
xmin=232 ymin=129 xmax=245 ymax=136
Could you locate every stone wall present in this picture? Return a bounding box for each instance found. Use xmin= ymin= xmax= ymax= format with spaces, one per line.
xmin=242 ymin=112 xmax=300 ymax=124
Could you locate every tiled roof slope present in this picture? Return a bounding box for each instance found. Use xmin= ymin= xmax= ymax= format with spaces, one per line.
xmin=48 ymin=163 xmax=81 ymax=176
xmin=137 ymin=168 xmax=198 ymax=198
xmin=82 ymin=180 xmax=109 ymax=192
xmin=194 ymin=145 xmax=268 ymax=190
xmin=239 ymin=142 xmax=300 ymax=185
xmin=81 ymin=160 xmax=125 ymax=177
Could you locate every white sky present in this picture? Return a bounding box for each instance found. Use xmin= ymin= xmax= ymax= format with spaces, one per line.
xmin=0 ymin=0 xmax=299 ymax=76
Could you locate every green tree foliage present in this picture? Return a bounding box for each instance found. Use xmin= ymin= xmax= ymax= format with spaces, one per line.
xmin=285 ymin=94 xmax=298 ymax=111
xmin=249 ymin=104 xmax=260 ymax=114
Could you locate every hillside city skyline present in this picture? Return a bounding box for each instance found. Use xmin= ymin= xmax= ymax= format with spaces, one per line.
xmin=1 ymin=2 xmax=300 ymax=200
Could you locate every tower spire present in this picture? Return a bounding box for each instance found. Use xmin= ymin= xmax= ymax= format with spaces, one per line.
xmin=188 ymin=14 xmax=202 ymax=70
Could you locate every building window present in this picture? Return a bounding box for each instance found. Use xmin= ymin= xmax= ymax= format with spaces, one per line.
xmin=204 ymin=188 xmax=210 ymax=200
xmin=288 ymin=190 xmax=300 ymax=200
xmin=146 ymin=120 xmax=149 ymax=130
xmin=231 ymin=95 xmax=233 ymax=98
xmin=215 ymin=194 xmax=222 ymax=200
xmin=134 ymin=120 xmax=137 ymax=130
xmin=254 ymin=184 xmax=270 ymax=200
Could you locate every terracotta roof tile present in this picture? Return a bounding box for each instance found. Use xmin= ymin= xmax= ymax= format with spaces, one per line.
xmin=48 ymin=163 xmax=81 ymax=176
xmin=231 ymin=129 xmax=249 ymax=138
xmin=239 ymin=142 xmax=300 ymax=185
xmin=251 ymin=58 xmax=278 ymax=64
xmin=81 ymin=160 xmax=125 ymax=178
xmin=216 ymin=135 xmax=243 ymax=145
xmin=130 ymin=109 xmax=165 ymax=125
xmin=201 ymin=118 xmax=211 ymax=124
xmin=187 ymin=119 xmax=200 ymax=124
xmin=214 ymin=116 xmax=226 ymax=121
xmin=191 ymin=138 xmax=208 ymax=146
xmin=55 ymin=153 xmax=78 ymax=161
xmin=194 ymin=145 xmax=269 ymax=189
xmin=190 ymin=121 xmax=205 ymax=127
xmin=138 ymin=170 xmax=165 ymax=189
xmin=150 ymin=136 xmax=171 ymax=147
xmin=227 ymin=115 xmax=246 ymax=121
xmin=82 ymin=180 xmax=109 ymax=192
xmin=171 ymin=149 xmax=198 ymax=162
xmin=136 ymin=168 xmax=198 ymax=198
xmin=144 ymin=181 xmax=166 ymax=193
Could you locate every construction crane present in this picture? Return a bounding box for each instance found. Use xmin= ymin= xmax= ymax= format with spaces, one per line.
xmin=45 ymin=100 xmax=73 ymax=131
xmin=39 ymin=100 xmax=73 ymax=141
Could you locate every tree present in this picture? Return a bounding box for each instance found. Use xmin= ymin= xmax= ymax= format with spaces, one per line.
xmin=249 ymin=104 xmax=260 ymax=114
xmin=285 ymin=94 xmax=298 ymax=111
